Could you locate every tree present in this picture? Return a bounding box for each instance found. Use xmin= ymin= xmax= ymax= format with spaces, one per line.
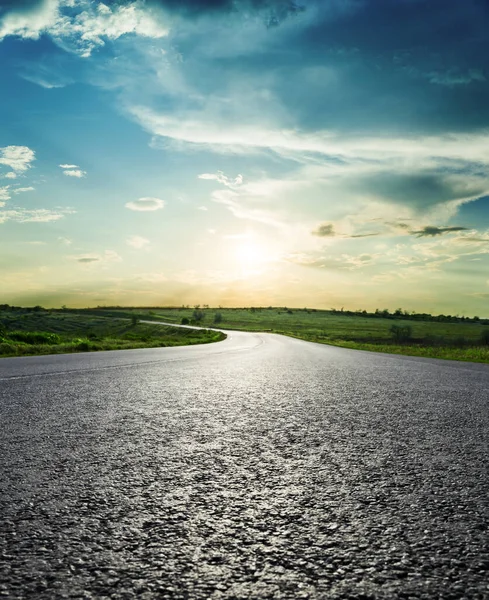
xmin=390 ymin=324 xmax=412 ymax=343
xmin=213 ymin=312 xmax=223 ymax=324
xmin=192 ymin=309 xmax=204 ymax=322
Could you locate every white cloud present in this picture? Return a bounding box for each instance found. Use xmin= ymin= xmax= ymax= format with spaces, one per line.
xmin=63 ymin=169 xmax=86 ymax=178
xmin=12 ymin=187 xmax=35 ymax=194
xmin=59 ymin=163 xmax=78 ymax=169
xmin=127 ymin=235 xmax=150 ymax=249
xmin=0 ymin=207 xmax=75 ymax=224
xmin=0 ymin=146 xmax=35 ymax=174
xmin=0 ymin=1 xmax=169 ymax=57
xmin=0 ymin=0 xmax=60 ymax=41
xmin=4 ymin=172 xmax=17 ymax=179
xmin=58 ymin=236 xmax=72 ymax=245
xmin=125 ymin=197 xmax=165 ymax=211
xmin=0 ymin=186 xmax=11 ymax=205
xmin=199 ymin=172 xmax=243 ymax=188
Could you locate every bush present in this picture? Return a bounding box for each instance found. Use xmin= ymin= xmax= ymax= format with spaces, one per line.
xmin=213 ymin=312 xmax=223 ymax=324
xmin=389 ymin=324 xmax=412 ymax=343
xmin=192 ymin=309 xmax=205 ymax=322
xmin=452 ymin=336 xmax=468 ymax=348
xmin=181 ymin=317 xmax=190 ymax=325
xmin=480 ymin=330 xmax=489 ymax=345
xmin=0 ymin=342 xmax=14 ymax=355
xmin=7 ymin=331 xmax=61 ymax=345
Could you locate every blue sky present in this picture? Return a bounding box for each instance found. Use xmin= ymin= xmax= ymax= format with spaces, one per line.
xmin=1 ymin=0 xmax=489 ymax=314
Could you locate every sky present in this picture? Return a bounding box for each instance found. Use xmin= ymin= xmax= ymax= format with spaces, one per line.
xmin=1 ymin=0 xmax=489 ymax=314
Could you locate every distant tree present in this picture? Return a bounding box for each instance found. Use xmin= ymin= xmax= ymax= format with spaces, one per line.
xmin=390 ymin=324 xmax=412 ymax=343
xmin=213 ymin=312 xmax=223 ymax=324
xmin=192 ymin=309 xmax=204 ymax=322
xmin=181 ymin=317 xmax=190 ymax=325
xmin=131 ymin=314 xmax=139 ymax=326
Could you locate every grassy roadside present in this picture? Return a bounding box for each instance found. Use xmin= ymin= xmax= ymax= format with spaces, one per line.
xmin=0 ymin=309 xmax=225 ymax=358
xmin=99 ymin=306 xmax=489 ymax=364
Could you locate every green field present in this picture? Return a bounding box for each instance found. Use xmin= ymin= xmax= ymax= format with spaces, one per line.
xmin=2 ymin=305 xmax=489 ymax=362
xmin=95 ymin=306 xmax=489 ymax=364
xmin=0 ymin=308 xmax=225 ymax=358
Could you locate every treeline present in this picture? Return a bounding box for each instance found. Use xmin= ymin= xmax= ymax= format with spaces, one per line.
xmin=328 ymin=307 xmax=488 ymax=324
xmin=1 ymin=304 xmax=487 ymax=325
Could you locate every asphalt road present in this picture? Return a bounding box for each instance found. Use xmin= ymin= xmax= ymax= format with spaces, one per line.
xmin=1 ymin=332 xmax=488 ymax=599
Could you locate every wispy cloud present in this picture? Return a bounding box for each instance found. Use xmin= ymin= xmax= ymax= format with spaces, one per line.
xmin=59 ymin=164 xmax=86 ymax=178
xmin=70 ymin=250 xmax=122 ymax=265
xmin=411 ymin=226 xmax=469 ymax=238
xmin=12 ymin=186 xmax=35 ymax=194
xmin=0 ymin=207 xmax=75 ymax=224
xmin=312 ymin=223 xmax=335 ymax=237
xmin=126 ymin=235 xmax=150 ymax=249
xmin=125 ymin=197 xmax=165 ymax=211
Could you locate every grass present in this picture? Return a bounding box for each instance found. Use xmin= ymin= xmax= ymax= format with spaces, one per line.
xmin=0 ymin=309 xmax=225 ymax=358
xmin=90 ymin=306 xmax=489 ymax=364
xmin=2 ymin=305 xmax=489 ymax=363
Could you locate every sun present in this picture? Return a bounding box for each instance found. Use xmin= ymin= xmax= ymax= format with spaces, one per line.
xmin=236 ymin=241 xmax=263 ymax=265
xmin=233 ymin=238 xmax=273 ymax=277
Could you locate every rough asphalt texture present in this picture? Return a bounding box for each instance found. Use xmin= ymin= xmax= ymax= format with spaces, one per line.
xmin=1 ymin=332 xmax=488 ymax=599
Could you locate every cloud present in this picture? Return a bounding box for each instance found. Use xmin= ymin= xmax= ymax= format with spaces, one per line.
xmin=12 ymin=186 xmax=35 ymax=194
xmin=286 ymin=251 xmax=378 ymax=271
xmin=0 ymin=186 xmax=11 ymax=205
xmin=126 ymin=235 xmax=150 ymax=248
xmin=20 ymin=58 xmax=74 ymax=89
xmin=125 ymin=197 xmax=165 ymax=211
xmin=0 ymin=0 xmax=169 ymax=56
xmin=59 ymin=164 xmax=86 ymax=177
xmin=0 ymin=146 xmax=35 ymax=174
xmin=312 ymin=223 xmax=335 ymax=237
xmin=71 ymin=250 xmax=122 ymax=265
xmin=0 ymin=207 xmax=75 ymax=224
xmin=77 ymin=256 xmax=99 ymax=263
xmin=411 ymin=226 xmax=469 ymax=238
xmin=0 ymin=0 xmax=60 ymax=41
xmin=349 ymin=232 xmax=379 ymax=238
xmin=199 ymin=171 xmax=243 ymax=187
xmin=63 ymin=169 xmax=86 ymax=178
xmin=145 ymin=0 xmax=304 ymax=20
xmin=4 ymin=172 xmax=16 ymax=179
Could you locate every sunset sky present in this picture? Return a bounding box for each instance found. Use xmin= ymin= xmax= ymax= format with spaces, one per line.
xmin=1 ymin=0 xmax=489 ymax=314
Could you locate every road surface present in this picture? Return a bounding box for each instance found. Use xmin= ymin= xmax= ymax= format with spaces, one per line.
xmin=1 ymin=331 xmax=488 ymax=599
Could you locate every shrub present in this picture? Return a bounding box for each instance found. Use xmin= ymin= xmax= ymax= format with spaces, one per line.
xmin=452 ymin=336 xmax=467 ymax=348
xmin=389 ymin=324 xmax=412 ymax=343
xmin=181 ymin=317 xmax=190 ymax=325
xmin=213 ymin=312 xmax=223 ymax=324
xmin=192 ymin=309 xmax=205 ymax=322
xmin=480 ymin=330 xmax=489 ymax=345
xmin=8 ymin=331 xmax=61 ymax=345
xmin=0 ymin=342 xmax=14 ymax=355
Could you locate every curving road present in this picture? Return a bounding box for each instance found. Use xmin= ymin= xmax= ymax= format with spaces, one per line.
xmin=1 ymin=331 xmax=488 ymax=599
